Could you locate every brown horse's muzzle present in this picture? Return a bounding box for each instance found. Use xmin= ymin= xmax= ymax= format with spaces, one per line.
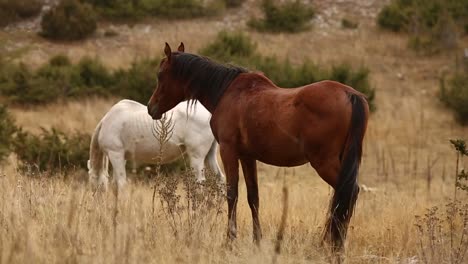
xmin=147 ymin=103 xmax=162 ymax=120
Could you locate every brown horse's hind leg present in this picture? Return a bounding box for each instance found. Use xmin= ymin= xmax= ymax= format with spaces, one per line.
xmin=240 ymin=158 xmax=262 ymax=244
xmin=311 ymin=156 xmax=340 ymax=189
xmin=314 ymin=159 xmax=355 ymax=264
xmin=310 ymin=156 xmax=346 ymax=249
xmin=220 ymin=144 xmax=240 ymax=240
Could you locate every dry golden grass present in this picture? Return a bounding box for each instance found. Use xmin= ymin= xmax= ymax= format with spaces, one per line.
xmin=2 ymin=0 xmax=468 ymax=263
xmin=1 ymin=159 xmax=467 ymax=264
xmin=10 ymin=97 xmax=117 ymax=135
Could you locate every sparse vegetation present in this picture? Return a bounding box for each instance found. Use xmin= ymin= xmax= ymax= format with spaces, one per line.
xmin=0 ymin=104 xmax=17 ymax=162
xmin=415 ymin=140 xmax=468 ymax=264
xmin=112 ymin=58 xmax=159 ymax=104
xmin=154 ymin=167 xmax=224 ymax=239
xmin=1 ymin=34 xmax=376 ymax=109
xmin=377 ymin=0 xmax=468 ymax=53
xmin=341 ymin=18 xmax=359 ymax=29
xmin=378 ymin=0 xmax=468 ymax=32
xmin=0 ymin=56 xmax=108 ymax=104
xmin=377 ymin=2 xmax=409 ymax=32
xmin=201 ymin=31 xmax=376 ymax=110
xmin=0 ymin=0 xmax=42 ymax=27
xmin=451 ymin=139 xmax=468 ymax=193
xmin=83 ymin=0 xmax=225 ymax=21
xmin=440 ymin=72 xmax=468 ymax=125
xmin=199 ymin=30 xmax=256 ymax=62
xmin=415 ymin=202 xmax=468 ymax=264
xmin=0 ymin=55 xmax=159 ymax=105
xmin=249 ymin=0 xmax=315 ymax=33
xmin=0 ymin=62 xmax=62 ymax=104
xmin=40 ymin=0 xmax=97 ymax=41
xmin=147 ymin=0 xmax=225 ymax=19
xmin=13 ymin=127 xmax=91 ymax=174
xmin=224 ymin=0 xmax=245 ymax=8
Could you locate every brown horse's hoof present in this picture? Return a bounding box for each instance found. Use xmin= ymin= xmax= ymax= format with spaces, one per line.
xmin=253 ymin=232 xmax=262 ymax=246
xmin=223 ymin=235 xmax=237 ymax=251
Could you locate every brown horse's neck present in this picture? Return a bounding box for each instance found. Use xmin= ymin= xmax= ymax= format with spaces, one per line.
xmin=171 ymin=53 xmax=248 ymax=113
xmin=195 ymin=72 xmax=277 ymax=114
xmin=191 ymin=92 xmax=217 ymax=114
xmin=171 ymin=53 xmax=247 ymax=112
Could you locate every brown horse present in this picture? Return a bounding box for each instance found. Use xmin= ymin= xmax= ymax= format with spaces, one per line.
xmin=148 ymin=43 xmax=369 ymax=252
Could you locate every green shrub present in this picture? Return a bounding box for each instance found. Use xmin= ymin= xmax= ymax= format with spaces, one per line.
xmin=0 ymin=63 xmax=61 ymax=104
xmin=377 ymin=4 xmax=408 ymax=32
xmin=0 ymin=54 xmax=162 ymax=105
xmin=0 ymin=55 xmax=114 ymax=104
xmin=0 ymin=55 xmax=109 ymax=105
xmin=0 ymin=0 xmax=42 ymax=27
xmin=440 ymin=73 xmax=468 ymax=125
xmin=68 ymin=57 xmax=114 ymax=97
xmin=40 ymin=0 xmax=97 ymax=41
xmin=13 ymin=128 xmax=90 ymax=174
xmin=147 ymin=0 xmax=224 ymax=19
xmin=249 ymin=0 xmax=315 ymax=33
xmin=112 ymin=58 xmax=160 ymax=104
xmin=377 ymin=0 xmax=468 ymax=52
xmin=83 ymin=0 xmax=225 ymax=20
xmin=200 ymin=30 xmax=256 ymax=62
xmin=49 ymin=54 xmax=71 ymax=67
xmin=202 ymin=31 xmax=376 ymax=110
xmin=0 ymin=104 xmax=17 ymax=162
xmin=377 ymin=0 xmax=442 ymax=32
xmin=224 ymin=0 xmax=245 ymax=8
xmin=104 ymin=29 xmax=119 ymax=37
xmin=341 ymin=18 xmax=359 ymax=29
xmin=83 ymin=0 xmax=145 ymax=20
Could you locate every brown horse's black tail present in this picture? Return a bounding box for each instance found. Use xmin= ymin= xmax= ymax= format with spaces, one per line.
xmin=324 ymin=93 xmax=368 ymax=252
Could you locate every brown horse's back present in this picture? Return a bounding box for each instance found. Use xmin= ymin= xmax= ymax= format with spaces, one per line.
xmin=212 ymin=75 xmax=358 ymax=169
xmin=295 ymin=80 xmax=358 ymax=160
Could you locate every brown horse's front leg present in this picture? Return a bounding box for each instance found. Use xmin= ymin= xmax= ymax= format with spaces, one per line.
xmin=220 ymin=144 xmax=239 ymax=240
xmin=240 ymin=158 xmax=262 ymax=244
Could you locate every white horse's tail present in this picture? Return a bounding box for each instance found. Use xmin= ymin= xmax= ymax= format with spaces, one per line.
xmin=87 ymin=121 xmax=108 ymax=183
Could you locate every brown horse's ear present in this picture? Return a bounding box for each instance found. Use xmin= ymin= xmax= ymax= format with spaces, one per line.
xmin=164 ymin=42 xmax=172 ymax=60
xmin=177 ymin=42 xmax=185 ymax=52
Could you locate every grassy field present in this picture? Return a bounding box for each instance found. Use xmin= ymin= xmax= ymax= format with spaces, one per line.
xmin=2 ymin=95 xmax=468 ymax=263
xmin=2 ymin=0 xmax=468 ymax=263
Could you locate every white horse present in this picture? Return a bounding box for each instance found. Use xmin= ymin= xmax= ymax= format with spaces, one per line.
xmin=87 ymin=99 xmax=225 ymax=190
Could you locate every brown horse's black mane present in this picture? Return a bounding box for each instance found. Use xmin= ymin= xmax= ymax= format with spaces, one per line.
xmin=172 ymin=53 xmax=247 ymax=106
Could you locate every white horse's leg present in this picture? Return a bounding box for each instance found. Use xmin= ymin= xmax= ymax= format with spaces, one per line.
xmin=131 ymin=151 xmax=137 ymax=174
xmin=131 ymin=161 xmax=137 ymax=174
xmin=87 ymin=160 xmax=98 ymax=186
xmin=108 ymin=150 xmax=127 ymax=190
xmin=97 ymin=156 xmax=109 ymax=191
xmin=188 ymin=154 xmax=206 ymax=183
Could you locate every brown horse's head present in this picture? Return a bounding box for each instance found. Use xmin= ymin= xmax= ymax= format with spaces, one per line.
xmin=148 ymin=42 xmax=247 ymax=119
xmin=147 ymin=42 xmax=185 ymax=120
